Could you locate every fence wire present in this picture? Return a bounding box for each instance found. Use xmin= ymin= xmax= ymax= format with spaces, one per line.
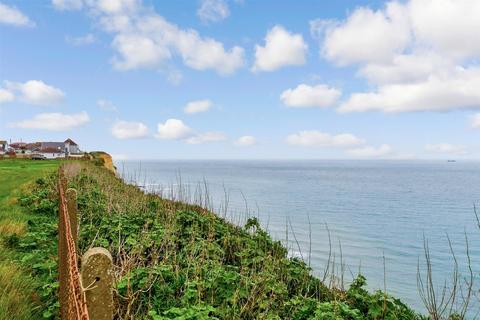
xmin=58 ymin=168 xmax=90 ymax=320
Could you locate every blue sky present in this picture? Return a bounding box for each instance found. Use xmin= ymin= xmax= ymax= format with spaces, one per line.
xmin=1 ymin=0 xmax=480 ymax=160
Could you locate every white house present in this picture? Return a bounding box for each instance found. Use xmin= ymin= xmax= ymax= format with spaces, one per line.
xmin=37 ymin=142 xmax=66 ymax=159
xmin=64 ymin=139 xmax=81 ymax=155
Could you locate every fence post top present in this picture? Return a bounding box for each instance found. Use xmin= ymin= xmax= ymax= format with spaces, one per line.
xmin=82 ymin=247 xmax=113 ymax=266
xmin=66 ymin=188 xmax=77 ymax=195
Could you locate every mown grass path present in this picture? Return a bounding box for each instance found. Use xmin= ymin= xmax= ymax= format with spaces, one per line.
xmin=0 ymin=159 xmax=60 ymax=320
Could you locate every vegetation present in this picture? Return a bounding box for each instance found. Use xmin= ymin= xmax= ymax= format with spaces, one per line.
xmin=0 ymin=159 xmax=60 ymax=320
xmin=70 ymin=162 xmax=422 ymax=319
xmin=2 ymin=159 xmax=477 ymax=319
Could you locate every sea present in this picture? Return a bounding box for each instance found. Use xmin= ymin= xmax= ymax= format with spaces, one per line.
xmin=116 ymin=160 xmax=480 ymax=313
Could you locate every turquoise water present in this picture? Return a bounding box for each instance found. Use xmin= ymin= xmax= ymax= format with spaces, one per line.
xmin=118 ymin=160 xmax=480 ymax=312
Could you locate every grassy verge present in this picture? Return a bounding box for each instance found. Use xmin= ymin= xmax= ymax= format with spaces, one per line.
xmin=0 ymin=159 xmax=60 ymax=320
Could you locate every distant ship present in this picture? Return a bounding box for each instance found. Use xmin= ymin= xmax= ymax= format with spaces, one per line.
xmin=447 ymin=160 xmax=456 ymax=162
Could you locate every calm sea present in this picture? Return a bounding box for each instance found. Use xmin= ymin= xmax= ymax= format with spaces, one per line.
xmin=117 ymin=160 xmax=480 ymax=312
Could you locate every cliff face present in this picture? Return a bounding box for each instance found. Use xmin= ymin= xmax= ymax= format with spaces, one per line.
xmin=99 ymin=153 xmax=115 ymax=173
xmin=90 ymin=152 xmax=116 ymax=174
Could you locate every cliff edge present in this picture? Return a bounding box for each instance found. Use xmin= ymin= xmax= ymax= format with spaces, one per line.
xmin=89 ymin=151 xmax=116 ymax=174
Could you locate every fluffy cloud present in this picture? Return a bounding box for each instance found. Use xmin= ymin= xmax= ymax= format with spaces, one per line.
xmin=408 ymin=0 xmax=480 ymax=60
xmin=66 ymin=33 xmax=96 ymax=46
xmin=55 ymin=0 xmax=245 ymax=75
xmin=186 ymin=132 xmax=227 ymax=144
xmin=10 ymin=111 xmax=90 ymax=131
xmin=184 ymin=100 xmax=212 ymax=114
xmin=314 ymin=0 xmax=480 ymax=113
xmin=111 ymin=121 xmax=148 ymax=139
xmin=286 ymin=131 xmax=365 ymax=148
xmin=347 ymin=144 xmax=392 ymax=157
xmin=320 ymin=2 xmax=410 ymax=65
xmin=252 ymin=25 xmax=307 ymax=72
xmin=425 ymin=143 xmax=467 ymax=155
xmin=155 ymin=118 xmax=227 ymax=144
xmin=156 ymin=119 xmax=193 ymax=140
xmin=357 ymin=53 xmax=452 ymax=85
xmin=0 ymin=3 xmax=35 ymax=27
xmin=235 ymin=135 xmax=257 ymax=146
xmin=0 ymin=88 xmax=14 ymax=104
xmin=338 ymin=68 xmax=480 ymax=113
xmin=197 ymin=0 xmax=229 ymax=23
xmin=286 ymin=130 xmax=394 ymax=157
xmin=280 ymin=84 xmax=341 ymax=108
xmin=97 ymin=99 xmax=117 ymax=111
xmin=3 ymin=80 xmax=65 ymax=106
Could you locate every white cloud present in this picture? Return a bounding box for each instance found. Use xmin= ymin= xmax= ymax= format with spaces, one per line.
xmin=425 ymin=143 xmax=467 ymax=155
xmin=408 ymin=0 xmax=480 ymax=60
xmin=338 ymin=67 xmax=480 ymax=113
xmin=186 ymin=132 xmax=227 ymax=144
xmin=347 ymin=144 xmax=393 ymax=157
xmin=320 ymin=2 xmax=410 ymax=65
xmin=60 ymin=0 xmax=245 ymax=75
xmin=470 ymin=113 xmax=480 ymax=129
xmin=156 ymin=119 xmax=193 ymax=140
xmin=313 ymin=0 xmax=480 ymax=113
xmin=0 ymin=3 xmax=35 ymax=27
xmin=197 ymin=0 xmax=229 ymax=23
xmin=66 ymin=33 xmax=96 ymax=46
xmin=184 ymin=99 xmax=212 ymax=114
xmin=52 ymin=0 xmax=83 ymax=10
xmin=235 ymin=135 xmax=256 ymax=146
xmin=252 ymin=25 xmax=307 ymax=72
xmin=286 ymin=131 xmax=365 ymax=148
xmin=0 ymin=88 xmax=14 ymax=104
xmin=97 ymin=99 xmax=117 ymax=111
xmin=358 ymin=53 xmax=452 ymax=85
xmin=111 ymin=121 xmax=148 ymax=139
xmin=280 ymin=84 xmax=341 ymax=108
xmin=10 ymin=111 xmax=90 ymax=131
xmin=5 ymin=80 xmax=65 ymax=106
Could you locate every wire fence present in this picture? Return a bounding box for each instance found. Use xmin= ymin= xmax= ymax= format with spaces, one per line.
xmin=58 ymin=167 xmax=90 ymax=320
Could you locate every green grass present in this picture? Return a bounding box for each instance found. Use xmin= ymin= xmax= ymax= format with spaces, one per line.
xmin=0 ymin=159 xmax=60 ymax=320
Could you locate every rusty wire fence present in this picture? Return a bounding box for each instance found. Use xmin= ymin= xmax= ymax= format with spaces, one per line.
xmin=57 ymin=167 xmax=90 ymax=320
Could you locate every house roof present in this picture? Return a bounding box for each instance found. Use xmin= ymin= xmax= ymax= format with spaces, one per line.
xmin=10 ymin=142 xmax=27 ymax=149
xmin=64 ymin=138 xmax=78 ymax=146
xmin=40 ymin=142 xmax=64 ymax=150
xmin=26 ymin=142 xmax=41 ymax=151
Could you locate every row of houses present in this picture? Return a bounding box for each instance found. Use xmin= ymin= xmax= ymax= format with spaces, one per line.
xmin=0 ymin=139 xmax=83 ymax=159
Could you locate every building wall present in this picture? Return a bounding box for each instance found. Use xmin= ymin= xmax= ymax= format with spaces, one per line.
xmin=65 ymin=144 xmax=80 ymax=154
xmin=41 ymin=152 xmax=66 ymax=159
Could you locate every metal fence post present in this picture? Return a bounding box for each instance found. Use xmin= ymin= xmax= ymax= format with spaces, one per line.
xmin=81 ymin=248 xmax=114 ymax=320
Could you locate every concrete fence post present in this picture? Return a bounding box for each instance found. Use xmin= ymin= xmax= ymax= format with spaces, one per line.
xmin=66 ymin=188 xmax=79 ymax=245
xmin=81 ymin=247 xmax=114 ymax=320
